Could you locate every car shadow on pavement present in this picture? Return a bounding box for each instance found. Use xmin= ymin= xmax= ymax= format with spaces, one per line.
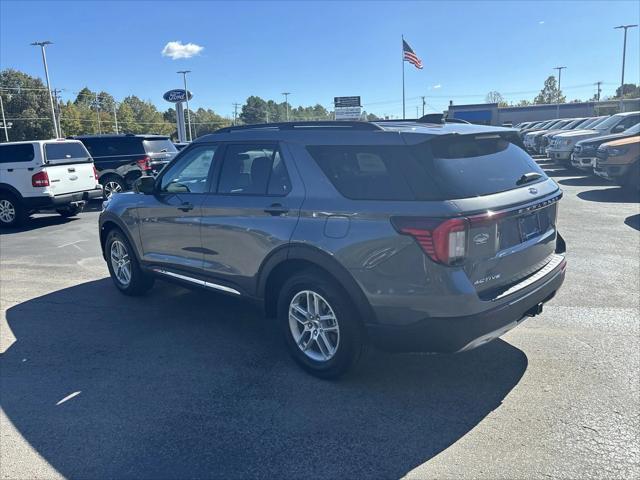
xmin=577 ymin=187 xmax=639 ymax=204
xmin=0 ymin=215 xmax=76 ymax=235
xmin=83 ymin=199 xmax=104 ymax=213
xmin=2 ymin=278 xmax=528 ymax=479
xmin=558 ymin=176 xmax=610 ymax=187
xmin=624 ymin=214 xmax=640 ymax=231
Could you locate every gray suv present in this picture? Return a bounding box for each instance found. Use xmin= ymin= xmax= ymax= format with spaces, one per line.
xmin=99 ymin=121 xmax=567 ymax=378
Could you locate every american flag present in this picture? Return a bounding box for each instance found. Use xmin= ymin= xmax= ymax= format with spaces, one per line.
xmin=403 ymin=39 xmax=423 ymax=69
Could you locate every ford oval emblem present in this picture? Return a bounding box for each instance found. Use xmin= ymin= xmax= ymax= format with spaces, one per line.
xmin=528 ymin=187 xmax=538 ymax=194
xmin=163 ymin=89 xmax=193 ymax=103
xmin=473 ymin=233 xmax=490 ymax=245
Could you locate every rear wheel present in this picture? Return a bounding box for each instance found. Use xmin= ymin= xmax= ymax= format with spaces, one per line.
xmin=56 ymin=204 xmax=84 ymax=218
xmin=0 ymin=193 xmax=26 ymax=228
xmin=105 ymin=229 xmax=154 ymax=295
xmin=101 ymin=175 xmax=126 ymax=199
xmin=277 ymin=269 xmax=367 ymax=379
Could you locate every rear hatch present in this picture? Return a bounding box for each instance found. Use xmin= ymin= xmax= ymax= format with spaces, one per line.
xmin=402 ymin=130 xmax=561 ymax=297
xmin=143 ymin=138 xmax=178 ymax=173
xmin=42 ymin=141 xmax=97 ymax=196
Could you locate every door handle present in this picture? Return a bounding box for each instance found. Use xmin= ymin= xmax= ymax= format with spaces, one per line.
xmin=264 ymin=203 xmax=289 ymax=216
xmin=178 ymin=202 xmax=194 ymax=212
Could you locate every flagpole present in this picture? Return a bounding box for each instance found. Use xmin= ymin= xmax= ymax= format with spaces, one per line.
xmin=402 ymin=34 xmax=405 ymax=119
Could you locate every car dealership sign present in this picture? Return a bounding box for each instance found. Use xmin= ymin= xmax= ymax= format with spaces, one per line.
xmin=163 ymin=89 xmax=193 ymax=103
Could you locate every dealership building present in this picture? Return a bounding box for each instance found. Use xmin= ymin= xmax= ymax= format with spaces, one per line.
xmin=446 ymin=98 xmax=640 ymax=126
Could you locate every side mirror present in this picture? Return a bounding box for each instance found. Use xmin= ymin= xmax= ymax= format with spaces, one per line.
xmin=134 ymin=176 xmax=156 ymax=195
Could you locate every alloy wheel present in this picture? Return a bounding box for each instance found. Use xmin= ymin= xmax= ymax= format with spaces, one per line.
xmin=0 ymin=199 xmax=16 ymax=224
xmin=110 ymin=239 xmax=132 ymax=287
xmin=289 ymin=290 xmax=340 ymax=362
xmin=104 ymin=181 xmax=123 ymax=198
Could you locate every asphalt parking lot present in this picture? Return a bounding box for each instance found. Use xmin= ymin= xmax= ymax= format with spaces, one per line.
xmin=1 ymin=159 xmax=638 ymax=480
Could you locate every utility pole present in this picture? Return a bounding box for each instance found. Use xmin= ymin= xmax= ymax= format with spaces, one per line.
xmin=177 ymin=70 xmax=193 ymax=141
xmin=232 ymin=103 xmax=240 ymax=125
xmin=595 ymin=81 xmax=602 ymax=101
xmin=416 ymin=106 xmax=419 ymax=118
xmin=420 ymin=96 xmax=426 ymax=116
xmin=553 ymin=66 xmax=566 ymax=119
xmin=614 ymin=24 xmax=638 ymax=112
xmin=30 ymin=41 xmax=59 ymax=138
xmin=52 ymin=88 xmax=63 ymax=137
xmin=282 ymin=92 xmax=291 ymax=121
xmin=95 ymin=93 xmax=102 ymax=134
xmin=113 ymin=102 xmax=119 ymax=134
xmin=0 ymin=95 xmax=8 ymax=141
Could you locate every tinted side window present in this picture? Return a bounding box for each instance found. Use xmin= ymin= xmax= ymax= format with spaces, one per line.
xmin=160 ymin=145 xmax=217 ymax=194
xmin=623 ymin=115 xmax=640 ymax=129
xmin=217 ymin=144 xmax=286 ymax=195
xmin=0 ymin=144 xmax=35 ymax=163
xmin=307 ymin=145 xmax=440 ymax=200
xmin=80 ymin=137 xmax=144 ymax=157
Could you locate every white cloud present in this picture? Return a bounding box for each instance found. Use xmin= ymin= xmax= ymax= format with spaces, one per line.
xmin=161 ymin=41 xmax=204 ymax=60
xmin=433 ymin=84 xmax=442 ymax=89
xmin=539 ymin=20 xmax=545 ymax=24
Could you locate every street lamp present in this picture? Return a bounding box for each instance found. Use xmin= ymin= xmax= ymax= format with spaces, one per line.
xmin=282 ymin=92 xmax=291 ymax=121
xmin=614 ymin=24 xmax=638 ymax=111
xmin=177 ymin=70 xmax=193 ymax=141
xmin=30 ymin=41 xmax=59 ymax=138
xmin=553 ymin=66 xmax=566 ymax=119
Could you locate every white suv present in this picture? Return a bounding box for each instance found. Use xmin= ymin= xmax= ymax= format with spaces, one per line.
xmin=0 ymin=140 xmax=103 ymax=227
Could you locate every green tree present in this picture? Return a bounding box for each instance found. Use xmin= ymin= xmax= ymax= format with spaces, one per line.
xmin=615 ymin=83 xmax=640 ymax=99
xmin=240 ymin=96 xmax=268 ymax=124
xmin=116 ymin=102 xmax=137 ymax=133
xmin=59 ymin=101 xmax=82 ymax=136
xmin=0 ymin=68 xmax=56 ymax=141
xmin=516 ymin=99 xmax=532 ymax=106
xmin=534 ymin=76 xmax=565 ymax=104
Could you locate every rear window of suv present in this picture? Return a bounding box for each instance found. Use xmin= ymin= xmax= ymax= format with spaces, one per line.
xmin=143 ymin=138 xmax=177 ymax=154
xmin=307 ymin=133 xmax=546 ymax=201
xmin=44 ymin=142 xmax=90 ymax=162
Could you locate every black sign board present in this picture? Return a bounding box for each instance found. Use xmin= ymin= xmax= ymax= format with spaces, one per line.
xmin=334 ymin=96 xmax=361 ymax=108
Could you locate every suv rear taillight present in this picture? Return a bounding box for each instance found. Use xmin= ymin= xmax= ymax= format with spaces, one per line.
xmin=32 ymin=171 xmax=50 ymax=187
xmin=92 ymin=165 xmax=99 ymax=181
xmin=392 ymin=217 xmax=468 ymax=265
xmin=137 ymin=156 xmax=151 ymax=171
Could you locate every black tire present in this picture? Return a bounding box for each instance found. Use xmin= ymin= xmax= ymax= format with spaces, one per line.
xmin=277 ymin=268 xmax=368 ymax=379
xmin=0 ymin=192 xmax=26 ymax=228
xmin=100 ymin=174 xmax=126 ymax=199
xmin=622 ymin=161 xmax=640 ymax=197
xmin=105 ymin=229 xmax=154 ymax=296
xmin=56 ymin=204 xmax=84 ymax=218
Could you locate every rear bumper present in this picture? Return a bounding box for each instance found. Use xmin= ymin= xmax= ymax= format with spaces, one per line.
xmin=23 ymin=187 xmax=103 ymax=210
xmin=367 ymin=255 xmax=567 ymax=353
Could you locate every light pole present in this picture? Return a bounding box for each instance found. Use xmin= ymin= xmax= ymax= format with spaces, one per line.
xmin=31 ymin=41 xmax=59 ymax=138
xmin=177 ymin=70 xmax=193 ymax=141
xmin=614 ymin=24 xmax=638 ymax=112
xmin=553 ymin=66 xmax=566 ymax=119
xmin=0 ymin=95 xmax=9 ymax=141
xmin=282 ymin=92 xmax=291 ymax=121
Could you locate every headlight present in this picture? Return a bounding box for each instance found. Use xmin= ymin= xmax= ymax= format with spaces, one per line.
xmin=563 ymin=139 xmax=573 ymax=146
xmin=607 ymin=147 xmax=629 ymax=156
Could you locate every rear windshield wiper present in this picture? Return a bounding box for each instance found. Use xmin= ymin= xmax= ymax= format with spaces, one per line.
xmin=516 ymin=172 xmax=543 ymax=185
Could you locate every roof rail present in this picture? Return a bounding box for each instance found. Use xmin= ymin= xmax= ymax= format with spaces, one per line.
xmin=215 ymin=121 xmax=383 ymax=133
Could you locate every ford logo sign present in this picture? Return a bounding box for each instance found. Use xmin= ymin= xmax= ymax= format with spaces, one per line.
xmin=473 ymin=233 xmax=490 ymax=245
xmin=163 ymin=89 xmax=193 ymax=103
xmin=528 ymin=187 xmax=538 ymax=194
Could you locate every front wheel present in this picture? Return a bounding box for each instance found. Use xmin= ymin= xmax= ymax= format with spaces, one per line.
xmin=277 ymin=269 xmax=367 ymax=379
xmin=105 ymin=229 xmax=154 ymax=295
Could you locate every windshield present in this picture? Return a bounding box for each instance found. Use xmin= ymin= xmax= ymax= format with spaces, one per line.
xmin=562 ymin=119 xmax=583 ymax=129
xmin=594 ymin=115 xmax=622 ymax=131
xmin=624 ymin=123 xmax=640 ymax=134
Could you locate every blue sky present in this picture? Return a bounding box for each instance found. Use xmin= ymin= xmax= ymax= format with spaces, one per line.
xmin=1 ymin=0 xmax=639 ymax=118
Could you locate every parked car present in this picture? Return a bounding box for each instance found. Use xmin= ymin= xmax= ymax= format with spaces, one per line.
xmin=594 ymin=135 xmax=640 ymax=192
xmin=547 ymin=112 xmax=640 ymax=164
xmin=571 ymin=123 xmax=639 ymax=170
xmin=519 ymin=120 xmax=552 ymax=139
xmin=71 ymin=134 xmax=178 ymax=197
xmin=539 ymin=118 xmax=591 ymax=155
xmin=523 ymin=119 xmax=566 ymax=151
xmin=99 ymin=120 xmax=567 ymax=378
xmin=0 ymin=139 xmax=102 ymax=227
xmin=527 ymin=119 xmax=574 ymax=154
